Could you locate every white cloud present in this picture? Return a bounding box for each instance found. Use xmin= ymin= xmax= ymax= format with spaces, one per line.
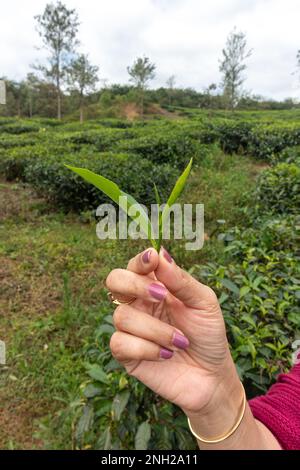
xmin=0 ymin=0 xmax=299 ymax=99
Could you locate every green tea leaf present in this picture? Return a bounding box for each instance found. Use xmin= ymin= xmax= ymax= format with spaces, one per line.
xmin=135 ymin=421 xmax=151 ymax=450
xmin=153 ymin=183 xmax=162 ymax=250
xmin=158 ymin=158 xmax=193 ymax=250
xmin=221 ymin=278 xmax=240 ymax=296
xmin=240 ymin=286 xmax=250 ymax=298
xmin=75 ymin=405 xmax=94 ymax=442
xmin=96 ymin=427 xmax=112 ymax=450
xmin=83 ymin=384 xmax=102 ymax=398
xmin=241 ymin=314 xmax=256 ymax=328
xmin=86 ymin=364 xmax=109 ymax=384
xmin=153 ymin=183 xmax=161 ymax=206
xmin=65 ymin=165 xmax=157 ymax=249
xmin=112 ymin=390 xmax=130 ymax=421
xmin=162 ymin=158 xmax=193 ymax=227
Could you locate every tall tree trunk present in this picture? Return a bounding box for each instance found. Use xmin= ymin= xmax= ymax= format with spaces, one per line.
xmin=57 ymin=63 xmax=61 ymax=120
xmin=57 ymin=90 xmax=61 ymax=120
xmin=140 ymin=88 xmax=144 ymax=121
xmin=29 ymin=94 xmax=33 ymax=118
xmin=79 ymin=95 xmax=84 ymax=124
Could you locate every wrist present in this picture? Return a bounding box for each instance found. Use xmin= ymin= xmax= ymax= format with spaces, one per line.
xmin=184 ymin=352 xmax=242 ymax=439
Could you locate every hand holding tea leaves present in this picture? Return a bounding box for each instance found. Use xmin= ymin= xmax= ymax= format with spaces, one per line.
xmin=106 ymin=247 xmax=241 ymax=431
xmin=66 ymin=158 xmax=240 ymax=420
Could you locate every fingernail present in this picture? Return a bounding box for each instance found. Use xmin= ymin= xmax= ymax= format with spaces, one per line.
xmin=142 ymin=249 xmax=151 ymax=263
xmin=160 ymin=348 xmax=173 ymax=359
xmin=172 ymin=332 xmax=189 ymax=349
xmin=148 ymin=283 xmax=167 ymax=301
xmin=162 ymin=247 xmax=172 ymax=263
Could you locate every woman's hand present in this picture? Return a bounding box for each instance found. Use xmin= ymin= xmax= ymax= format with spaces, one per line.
xmin=106 ymin=247 xmax=282 ymax=450
xmin=106 ymin=247 xmax=239 ymax=417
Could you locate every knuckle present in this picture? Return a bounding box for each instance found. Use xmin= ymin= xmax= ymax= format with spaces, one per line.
xmin=204 ymin=285 xmax=218 ymax=303
xmin=174 ymin=270 xmax=194 ymax=297
xmin=130 ymin=341 xmax=144 ymax=360
xmin=109 ymin=332 xmax=124 ymax=360
xmin=127 ymin=253 xmax=140 ymax=269
xmin=202 ymin=286 xmax=219 ymax=311
xmin=113 ymin=305 xmax=129 ymax=330
xmin=105 ymin=268 xmax=122 ymax=289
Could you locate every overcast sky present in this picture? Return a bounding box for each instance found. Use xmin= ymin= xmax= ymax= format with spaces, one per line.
xmin=1 ymin=0 xmax=299 ymax=100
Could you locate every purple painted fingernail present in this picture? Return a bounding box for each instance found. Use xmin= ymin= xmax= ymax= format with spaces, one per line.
xmin=148 ymin=283 xmax=167 ymax=301
xmin=162 ymin=247 xmax=173 ymax=263
xmin=142 ymin=249 xmax=151 ymax=263
xmin=160 ymin=348 xmax=173 ymax=359
xmin=172 ymin=332 xmax=189 ymax=349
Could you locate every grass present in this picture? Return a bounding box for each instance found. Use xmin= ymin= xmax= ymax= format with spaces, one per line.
xmin=0 ymin=151 xmax=263 ymax=449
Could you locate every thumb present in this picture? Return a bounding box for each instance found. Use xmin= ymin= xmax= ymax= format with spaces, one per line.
xmin=155 ymin=247 xmax=217 ymax=309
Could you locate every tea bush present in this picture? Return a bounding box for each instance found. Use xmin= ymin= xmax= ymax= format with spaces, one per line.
xmin=0 ymin=121 xmax=41 ymax=135
xmin=24 ymin=152 xmax=179 ymax=211
xmin=0 ymin=141 xmax=88 ymax=181
xmin=256 ymin=163 xmax=300 ymax=214
xmin=217 ymin=121 xmax=254 ymax=154
xmin=114 ymin=132 xmax=202 ymax=168
xmin=214 ymin=121 xmax=300 ymax=160
xmin=272 ymin=145 xmax=300 ymax=165
xmin=62 ymin=128 xmax=137 ymax=151
xmin=248 ymin=125 xmax=300 ymax=160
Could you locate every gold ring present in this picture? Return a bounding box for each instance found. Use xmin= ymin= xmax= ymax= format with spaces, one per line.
xmin=107 ymin=291 xmax=136 ymax=305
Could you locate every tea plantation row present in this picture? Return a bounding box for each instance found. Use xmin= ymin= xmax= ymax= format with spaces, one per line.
xmin=0 ymin=115 xmax=300 ymax=212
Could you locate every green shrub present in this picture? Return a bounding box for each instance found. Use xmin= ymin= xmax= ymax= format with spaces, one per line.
xmin=256 ymin=163 xmax=300 ymax=214
xmin=248 ymin=125 xmax=300 ymax=160
xmin=0 ymin=141 xmax=95 ymax=180
xmin=62 ymin=129 xmax=136 ymax=151
xmin=0 ymin=133 xmax=39 ymax=149
xmin=24 ymin=152 xmax=179 ymax=211
xmin=218 ymin=121 xmax=254 ymax=154
xmin=114 ymin=132 xmax=201 ymax=168
xmin=216 ymin=121 xmax=300 ymax=160
xmin=0 ymin=122 xmax=41 ymax=134
xmin=272 ymin=145 xmax=300 ymax=165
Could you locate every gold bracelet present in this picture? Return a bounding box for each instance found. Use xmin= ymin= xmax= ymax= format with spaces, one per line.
xmin=187 ymin=382 xmax=246 ymax=444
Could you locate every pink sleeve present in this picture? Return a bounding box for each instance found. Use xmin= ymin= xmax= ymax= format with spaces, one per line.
xmin=248 ymin=363 xmax=300 ymax=450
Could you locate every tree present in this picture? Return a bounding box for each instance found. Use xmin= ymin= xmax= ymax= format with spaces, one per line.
xmin=127 ymin=56 xmax=156 ymax=118
xmin=219 ymin=28 xmax=252 ymax=110
xmin=1 ymin=80 xmax=29 ymax=117
xmin=34 ymin=1 xmax=79 ymax=119
xmin=24 ymin=73 xmax=40 ymax=118
xmin=68 ymin=54 xmax=99 ymax=123
xmin=297 ymin=50 xmax=300 ymax=85
xmin=166 ymin=75 xmax=176 ymax=106
xmin=201 ymin=83 xmax=217 ymax=109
